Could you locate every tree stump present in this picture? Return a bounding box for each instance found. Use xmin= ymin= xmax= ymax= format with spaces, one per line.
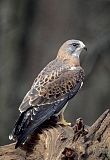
xmin=0 ymin=109 xmax=110 ymax=160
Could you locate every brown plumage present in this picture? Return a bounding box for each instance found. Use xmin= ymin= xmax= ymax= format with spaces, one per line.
xmin=9 ymin=39 xmax=87 ymax=148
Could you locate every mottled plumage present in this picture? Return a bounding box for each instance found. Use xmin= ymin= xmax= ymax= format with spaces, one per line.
xmin=9 ymin=39 xmax=86 ymax=148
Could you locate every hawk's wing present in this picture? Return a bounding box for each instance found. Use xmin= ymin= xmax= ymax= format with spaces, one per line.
xmin=19 ymin=62 xmax=84 ymax=113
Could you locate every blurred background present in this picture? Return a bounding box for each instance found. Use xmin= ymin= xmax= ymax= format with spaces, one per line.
xmin=0 ymin=0 xmax=110 ymax=145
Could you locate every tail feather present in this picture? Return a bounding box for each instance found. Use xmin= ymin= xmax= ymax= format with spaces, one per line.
xmin=15 ymin=104 xmax=56 ymax=149
xmin=9 ymin=97 xmax=68 ymax=149
xmin=9 ymin=108 xmax=32 ymax=140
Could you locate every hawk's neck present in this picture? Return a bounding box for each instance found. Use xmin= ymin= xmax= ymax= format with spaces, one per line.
xmin=57 ymin=51 xmax=80 ymax=67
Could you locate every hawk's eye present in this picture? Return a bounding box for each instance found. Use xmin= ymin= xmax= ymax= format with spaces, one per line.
xmin=72 ymin=43 xmax=79 ymax=47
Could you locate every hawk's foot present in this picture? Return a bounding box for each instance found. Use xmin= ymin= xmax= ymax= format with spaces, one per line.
xmin=57 ymin=120 xmax=71 ymax=126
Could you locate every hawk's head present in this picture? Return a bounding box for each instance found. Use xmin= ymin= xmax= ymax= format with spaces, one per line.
xmin=58 ymin=39 xmax=87 ymax=59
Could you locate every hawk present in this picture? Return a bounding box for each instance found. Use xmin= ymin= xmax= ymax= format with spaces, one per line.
xmin=9 ymin=39 xmax=87 ymax=148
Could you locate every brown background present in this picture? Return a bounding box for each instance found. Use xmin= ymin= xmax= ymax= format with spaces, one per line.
xmin=0 ymin=0 xmax=110 ymax=145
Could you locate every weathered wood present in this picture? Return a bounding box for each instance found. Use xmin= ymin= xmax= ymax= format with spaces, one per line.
xmin=0 ymin=109 xmax=110 ymax=160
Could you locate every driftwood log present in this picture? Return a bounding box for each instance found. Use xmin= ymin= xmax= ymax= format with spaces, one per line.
xmin=0 ymin=109 xmax=110 ymax=160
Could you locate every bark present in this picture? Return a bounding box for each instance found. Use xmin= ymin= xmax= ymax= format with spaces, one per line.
xmin=0 ymin=109 xmax=110 ymax=160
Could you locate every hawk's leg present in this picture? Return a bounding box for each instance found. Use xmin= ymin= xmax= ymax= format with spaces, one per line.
xmin=57 ymin=103 xmax=71 ymax=126
xmin=57 ymin=112 xmax=71 ymax=126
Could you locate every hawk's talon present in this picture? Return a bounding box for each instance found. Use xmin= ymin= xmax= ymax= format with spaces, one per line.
xmin=57 ymin=121 xmax=71 ymax=126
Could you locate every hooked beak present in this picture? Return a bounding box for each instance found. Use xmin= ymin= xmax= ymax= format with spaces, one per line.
xmin=84 ymin=46 xmax=87 ymax=51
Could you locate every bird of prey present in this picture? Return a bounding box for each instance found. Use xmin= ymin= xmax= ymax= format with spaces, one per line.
xmin=9 ymin=39 xmax=87 ymax=149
